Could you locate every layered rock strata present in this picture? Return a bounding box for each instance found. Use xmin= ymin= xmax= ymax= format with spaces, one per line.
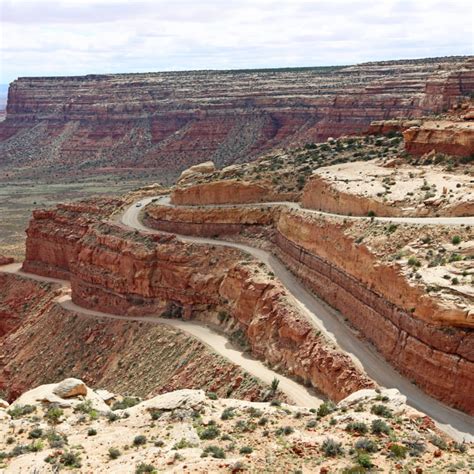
xmin=1 ymin=57 xmax=473 ymax=178
xmin=0 ymin=275 xmax=275 ymax=403
xmin=69 ymin=222 xmax=373 ymax=401
xmin=22 ymin=198 xmax=122 ymax=279
xmin=143 ymin=203 xmax=474 ymax=414
xmin=403 ymin=121 xmax=474 ymax=157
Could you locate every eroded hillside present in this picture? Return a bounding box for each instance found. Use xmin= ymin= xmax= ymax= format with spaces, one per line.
xmin=0 ymin=56 xmax=472 ymax=180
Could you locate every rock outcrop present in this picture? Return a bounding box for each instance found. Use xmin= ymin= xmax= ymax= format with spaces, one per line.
xmin=0 ymin=273 xmax=276 ymax=404
xmin=1 ymin=57 xmax=472 ymax=179
xmin=143 ymin=202 xmax=474 ymax=414
xmin=69 ymin=222 xmax=373 ymax=401
xmin=403 ymin=120 xmax=474 ymax=157
xmin=0 ymin=255 xmax=14 ymax=266
xmin=22 ymin=198 xmax=122 ymax=279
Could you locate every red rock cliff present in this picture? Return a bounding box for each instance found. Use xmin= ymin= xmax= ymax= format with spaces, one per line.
xmin=1 ymin=57 xmax=472 ymax=179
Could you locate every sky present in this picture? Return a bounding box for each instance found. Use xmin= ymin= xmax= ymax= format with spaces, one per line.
xmin=0 ymin=0 xmax=473 ymax=83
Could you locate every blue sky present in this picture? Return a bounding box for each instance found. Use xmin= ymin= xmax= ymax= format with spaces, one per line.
xmin=1 ymin=0 xmax=472 ymax=83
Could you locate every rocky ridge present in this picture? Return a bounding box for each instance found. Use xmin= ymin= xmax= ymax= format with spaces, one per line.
xmin=0 ymin=379 xmax=471 ymax=473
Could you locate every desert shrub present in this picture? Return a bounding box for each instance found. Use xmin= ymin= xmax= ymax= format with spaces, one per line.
xmin=45 ymin=407 xmax=64 ymax=425
xmin=133 ymin=435 xmax=147 ymax=446
xmin=201 ymin=445 xmax=226 ymax=459
xmin=407 ymin=257 xmax=421 ymax=267
xmin=258 ymin=416 xmax=268 ymax=426
xmin=306 ymin=419 xmax=318 ymax=429
xmin=370 ymin=404 xmax=392 ymax=418
xmin=112 ymin=396 xmax=140 ymax=411
xmin=430 ymin=435 xmax=448 ymax=450
xmin=317 ymin=401 xmax=336 ymax=418
xmin=345 ymin=422 xmax=368 ymax=434
xmin=28 ymin=428 xmax=43 ymax=439
xmin=135 ymin=463 xmax=157 ymax=474
xmin=235 ymin=420 xmax=257 ymax=433
xmin=356 ymin=452 xmax=373 ymax=468
xmin=371 ymin=419 xmax=391 ymax=435
xmin=60 ymin=450 xmax=82 ymax=468
xmin=453 ymin=441 xmax=467 ymax=453
xmin=388 ymin=443 xmax=407 ymax=459
xmin=46 ymin=430 xmax=67 ymax=448
xmin=239 ymin=446 xmax=253 ymax=454
xmin=29 ymin=440 xmax=44 ymax=452
xmin=452 ymin=235 xmax=461 ymax=245
xmin=276 ymin=426 xmax=294 ymax=436
xmin=106 ymin=411 xmax=120 ymax=422
xmin=199 ymin=425 xmax=220 ymax=440
xmin=270 ymin=400 xmax=281 ymax=407
xmin=405 ymin=439 xmax=426 ymax=457
xmin=206 ymin=391 xmax=218 ymax=400
xmin=8 ymin=405 xmax=36 ymax=419
xmin=108 ymin=447 xmax=121 ymax=459
xmin=355 ymin=438 xmax=378 ymax=453
xmin=87 ymin=428 xmax=97 ymax=436
xmin=322 ymin=438 xmax=343 ymax=457
xmin=221 ymin=407 xmax=236 ymax=420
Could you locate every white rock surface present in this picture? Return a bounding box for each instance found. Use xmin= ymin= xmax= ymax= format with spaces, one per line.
xmin=53 ymin=378 xmax=87 ymax=398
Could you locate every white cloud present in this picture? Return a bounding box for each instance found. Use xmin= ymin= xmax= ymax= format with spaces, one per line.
xmin=0 ymin=0 xmax=472 ymax=82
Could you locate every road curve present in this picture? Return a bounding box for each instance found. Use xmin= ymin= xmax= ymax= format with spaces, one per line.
xmin=154 ymin=195 xmax=474 ymax=227
xmin=121 ymin=196 xmax=474 ymax=442
xmin=0 ymin=263 xmax=323 ymax=409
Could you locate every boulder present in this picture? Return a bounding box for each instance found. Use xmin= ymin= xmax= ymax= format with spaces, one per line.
xmin=0 ymin=398 xmax=9 ymax=408
xmin=130 ymin=389 xmax=206 ymax=415
xmin=178 ymin=161 xmax=215 ymax=182
xmin=53 ymin=378 xmax=87 ymax=398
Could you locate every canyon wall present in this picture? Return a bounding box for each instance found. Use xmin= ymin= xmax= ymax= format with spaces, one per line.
xmin=1 ymin=57 xmax=472 ymax=179
xmin=70 ymin=222 xmax=374 ymax=401
xmin=142 ymin=203 xmax=474 ymax=414
xmin=301 ymin=175 xmax=402 ymax=217
xmin=0 ymin=274 xmax=274 ymax=403
xmin=22 ymin=198 xmax=122 ymax=279
xmin=21 ymin=205 xmax=374 ymax=402
xmin=403 ymin=121 xmax=474 ymax=157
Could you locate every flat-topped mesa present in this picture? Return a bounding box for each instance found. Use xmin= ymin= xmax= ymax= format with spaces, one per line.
xmin=1 ymin=57 xmax=472 ymax=178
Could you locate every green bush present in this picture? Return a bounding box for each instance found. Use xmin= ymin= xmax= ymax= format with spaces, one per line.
xmin=371 ymin=419 xmax=391 ymax=435
xmin=28 ymin=428 xmax=43 ymax=439
xmin=7 ymin=405 xmax=36 ymax=419
xmin=45 ymin=407 xmax=64 ymax=425
xmin=388 ymin=443 xmax=407 ymax=459
xmin=322 ymin=438 xmax=343 ymax=457
xmin=108 ymin=447 xmax=121 ymax=459
xmin=355 ymin=438 xmax=378 ymax=453
xmin=206 ymin=391 xmax=218 ymax=400
xmin=60 ymin=450 xmax=82 ymax=468
xmin=452 ymin=235 xmax=461 ymax=245
xmin=135 ymin=463 xmax=157 ymax=474
xmin=112 ymin=396 xmax=140 ymax=411
xmin=133 ymin=435 xmax=147 ymax=446
xmin=87 ymin=428 xmax=97 ymax=436
xmin=429 ymin=435 xmax=447 ymax=450
xmin=239 ymin=446 xmax=253 ymax=454
xmin=317 ymin=401 xmax=336 ymax=418
xmin=201 ymin=445 xmax=226 ymax=459
xmin=370 ymin=404 xmax=392 ymax=418
xmin=106 ymin=411 xmax=120 ymax=422
xmin=345 ymin=422 xmax=368 ymax=434
xmin=221 ymin=407 xmax=236 ymax=420
xmin=275 ymin=426 xmax=294 ymax=436
xmin=199 ymin=425 xmax=220 ymax=440
xmin=356 ymin=452 xmax=373 ymax=468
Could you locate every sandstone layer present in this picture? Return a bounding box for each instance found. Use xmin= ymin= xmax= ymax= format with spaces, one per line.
xmin=0 ymin=272 xmax=278 ymax=404
xmin=301 ymin=160 xmax=474 ymax=217
xmin=403 ymin=120 xmax=474 ymax=157
xmin=20 ymin=203 xmax=374 ymax=402
xmin=22 ymin=198 xmax=122 ymax=279
xmin=1 ymin=57 xmax=473 ymax=179
xmin=142 ymin=202 xmax=474 ymax=414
